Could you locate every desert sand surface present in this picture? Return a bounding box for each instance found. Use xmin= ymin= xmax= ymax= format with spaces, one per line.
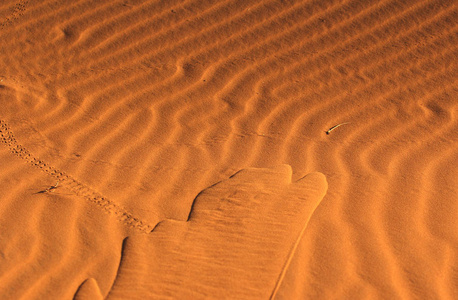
xmin=0 ymin=0 xmax=457 ymax=299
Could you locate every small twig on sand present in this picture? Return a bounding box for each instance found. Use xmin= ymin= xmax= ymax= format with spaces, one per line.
xmin=36 ymin=181 xmax=59 ymax=194
xmin=326 ymin=122 xmax=350 ymax=135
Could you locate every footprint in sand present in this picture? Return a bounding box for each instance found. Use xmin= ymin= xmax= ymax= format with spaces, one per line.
xmin=75 ymin=165 xmax=327 ymax=299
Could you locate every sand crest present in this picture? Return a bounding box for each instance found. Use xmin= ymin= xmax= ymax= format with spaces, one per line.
xmin=0 ymin=0 xmax=457 ymax=299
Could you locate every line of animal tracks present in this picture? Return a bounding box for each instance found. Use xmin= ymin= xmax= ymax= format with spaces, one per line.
xmin=0 ymin=119 xmax=155 ymax=233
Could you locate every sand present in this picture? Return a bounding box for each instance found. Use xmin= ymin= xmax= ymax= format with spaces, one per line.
xmin=0 ymin=0 xmax=457 ymax=299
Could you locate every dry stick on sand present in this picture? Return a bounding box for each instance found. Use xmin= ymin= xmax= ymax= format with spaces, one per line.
xmin=36 ymin=181 xmax=59 ymax=194
xmin=326 ymin=122 xmax=350 ymax=135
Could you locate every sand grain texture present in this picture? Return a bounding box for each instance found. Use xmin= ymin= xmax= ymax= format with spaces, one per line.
xmin=106 ymin=166 xmax=327 ymax=299
xmin=0 ymin=0 xmax=457 ymax=299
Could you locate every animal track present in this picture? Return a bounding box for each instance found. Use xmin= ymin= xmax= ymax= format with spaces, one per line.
xmin=0 ymin=119 xmax=154 ymax=233
xmin=0 ymin=0 xmax=28 ymax=29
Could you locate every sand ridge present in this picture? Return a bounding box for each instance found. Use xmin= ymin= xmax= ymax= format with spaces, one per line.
xmin=0 ymin=119 xmax=156 ymax=233
xmin=0 ymin=0 xmax=457 ymax=298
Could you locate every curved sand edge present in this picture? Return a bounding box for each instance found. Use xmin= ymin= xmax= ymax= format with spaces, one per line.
xmin=0 ymin=0 xmax=456 ymax=298
xmin=106 ymin=165 xmax=327 ymax=299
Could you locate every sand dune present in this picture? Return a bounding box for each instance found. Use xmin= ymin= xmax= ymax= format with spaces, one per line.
xmin=106 ymin=166 xmax=327 ymax=299
xmin=0 ymin=0 xmax=457 ymax=299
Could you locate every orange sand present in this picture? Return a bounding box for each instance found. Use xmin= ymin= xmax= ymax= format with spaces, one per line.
xmin=0 ymin=0 xmax=457 ymax=299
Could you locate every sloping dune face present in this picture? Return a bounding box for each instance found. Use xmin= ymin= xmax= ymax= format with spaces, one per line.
xmin=106 ymin=166 xmax=327 ymax=299
xmin=0 ymin=0 xmax=457 ymax=299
